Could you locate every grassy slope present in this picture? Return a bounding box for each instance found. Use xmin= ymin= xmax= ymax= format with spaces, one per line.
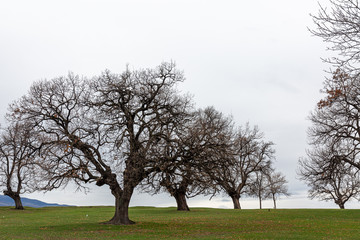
xmin=0 ymin=206 xmax=359 ymax=239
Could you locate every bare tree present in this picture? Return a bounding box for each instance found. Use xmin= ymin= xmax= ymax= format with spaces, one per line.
xmin=206 ymin=123 xmax=275 ymax=209
xmin=142 ymin=106 xmax=234 ymax=211
xmin=139 ymin=107 xmax=195 ymax=211
xmin=247 ymin=168 xmax=270 ymax=209
xmin=0 ymin=122 xmax=39 ymax=209
xmin=309 ymin=0 xmax=360 ymax=186
xmin=265 ymin=170 xmax=290 ymax=209
xmin=10 ymin=62 xmax=190 ymax=225
xmin=298 ymin=146 xmax=360 ymax=209
xmin=310 ymin=0 xmax=360 ymax=71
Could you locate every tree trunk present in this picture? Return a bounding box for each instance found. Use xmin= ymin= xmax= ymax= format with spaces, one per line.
xmin=335 ymin=198 xmax=346 ymax=209
xmin=272 ymin=194 xmax=277 ymax=209
xmin=13 ymin=194 xmax=24 ymax=210
xmin=257 ymin=190 xmax=262 ymax=209
xmin=103 ymin=186 xmax=135 ymax=225
xmin=231 ymin=195 xmax=241 ymax=209
xmin=174 ymin=191 xmax=190 ymax=211
xmin=4 ymin=191 xmax=24 ymax=210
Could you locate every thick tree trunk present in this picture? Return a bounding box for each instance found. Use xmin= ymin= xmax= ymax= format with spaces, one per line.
xmin=259 ymin=197 xmax=262 ymax=209
xmin=231 ymin=195 xmax=241 ymax=209
xmin=335 ymin=198 xmax=346 ymax=209
xmin=13 ymin=195 xmax=24 ymax=210
xmin=4 ymin=191 xmax=24 ymax=210
xmin=103 ymin=186 xmax=135 ymax=225
xmin=272 ymin=194 xmax=277 ymax=209
xmin=174 ymin=191 xmax=189 ymax=211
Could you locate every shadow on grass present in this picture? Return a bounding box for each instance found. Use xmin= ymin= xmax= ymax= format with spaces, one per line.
xmin=36 ymin=219 xmax=169 ymax=232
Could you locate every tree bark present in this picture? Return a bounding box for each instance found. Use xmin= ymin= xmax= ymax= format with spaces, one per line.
xmin=102 ymin=186 xmax=135 ymax=225
xmin=174 ymin=191 xmax=190 ymax=211
xmin=13 ymin=194 xmax=24 ymax=210
xmin=231 ymin=195 xmax=241 ymax=209
xmin=4 ymin=191 xmax=24 ymax=210
xmin=335 ymin=198 xmax=346 ymax=209
xmin=259 ymin=196 xmax=262 ymax=209
xmin=272 ymin=194 xmax=277 ymax=209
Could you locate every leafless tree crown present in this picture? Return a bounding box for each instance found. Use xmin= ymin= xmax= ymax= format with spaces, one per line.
xmin=311 ymin=0 xmax=360 ymax=71
xmin=8 ymin=62 xmax=191 ymax=224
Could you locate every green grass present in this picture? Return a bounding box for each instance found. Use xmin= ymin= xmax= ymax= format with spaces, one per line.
xmin=0 ymin=206 xmax=359 ymax=239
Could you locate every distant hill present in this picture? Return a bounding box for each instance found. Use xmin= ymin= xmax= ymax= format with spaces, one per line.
xmin=0 ymin=195 xmax=71 ymax=208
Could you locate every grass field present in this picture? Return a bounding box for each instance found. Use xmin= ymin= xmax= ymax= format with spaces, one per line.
xmin=0 ymin=206 xmax=359 ymax=239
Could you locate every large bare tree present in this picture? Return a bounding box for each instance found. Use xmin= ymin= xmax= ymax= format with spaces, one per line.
xmin=298 ymin=146 xmax=360 ymax=209
xmin=10 ymin=62 xmax=190 ymax=225
xmin=0 ymin=122 xmax=39 ymax=209
xmin=309 ymin=0 xmax=360 ymax=193
xmin=206 ymin=123 xmax=275 ymax=209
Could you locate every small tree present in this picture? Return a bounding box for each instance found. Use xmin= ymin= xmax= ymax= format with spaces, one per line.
xmin=265 ymin=170 xmax=290 ymax=209
xmin=298 ymin=146 xmax=360 ymax=209
xmin=0 ymin=122 xmax=39 ymax=209
xmin=248 ymin=168 xmax=270 ymax=209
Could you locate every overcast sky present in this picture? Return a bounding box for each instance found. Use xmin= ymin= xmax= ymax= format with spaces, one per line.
xmin=1 ymin=0 xmax=354 ymax=209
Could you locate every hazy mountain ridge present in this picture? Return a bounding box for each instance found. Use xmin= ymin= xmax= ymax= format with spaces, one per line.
xmin=0 ymin=195 xmax=71 ymax=208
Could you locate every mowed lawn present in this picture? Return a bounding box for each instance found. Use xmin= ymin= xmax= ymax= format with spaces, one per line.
xmin=0 ymin=206 xmax=359 ymax=239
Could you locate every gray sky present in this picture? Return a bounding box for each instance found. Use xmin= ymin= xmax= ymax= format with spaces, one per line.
xmin=1 ymin=0 xmax=352 ymax=209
